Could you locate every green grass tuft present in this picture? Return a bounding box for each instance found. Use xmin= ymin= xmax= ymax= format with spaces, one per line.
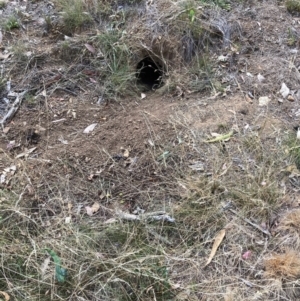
xmin=58 ymin=0 xmax=93 ymax=34
xmin=4 ymin=16 xmax=19 ymax=31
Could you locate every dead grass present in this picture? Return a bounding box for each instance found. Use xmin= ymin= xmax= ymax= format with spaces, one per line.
xmin=1 ymin=97 xmax=300 ymax=300
xmin=264 ymin=250 xmax=300 ymax=279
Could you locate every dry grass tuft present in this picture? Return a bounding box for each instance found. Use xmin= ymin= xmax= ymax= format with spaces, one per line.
xmin=277 ymin=209 xmax=300 ymax=249
xmin=280 ymin=209 xmax=300 ymax=232
xmin=264 ymin=250 xmax=300 ymax=279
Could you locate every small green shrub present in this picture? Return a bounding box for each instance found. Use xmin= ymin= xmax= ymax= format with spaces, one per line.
xmin=287 ymin=28 xmax=298 ymax=46
xmin=286 ymin=0 xmax=300 ymax=13
xmin=5 ymin=16 xmax=19 ymax=31
xmin=0 ymin=1 xmax=7 ymax=9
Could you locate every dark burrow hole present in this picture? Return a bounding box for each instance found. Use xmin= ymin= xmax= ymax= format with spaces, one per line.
xmin=136 ymin=57 xmax=163 ymax=90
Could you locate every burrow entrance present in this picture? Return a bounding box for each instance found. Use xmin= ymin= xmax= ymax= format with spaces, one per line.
xmin=136 ymin=57 xmax=164 ymax=90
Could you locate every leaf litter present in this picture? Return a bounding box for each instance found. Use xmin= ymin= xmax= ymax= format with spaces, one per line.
xmin=85 ymin=202 xmax=100 ymax=216
xmin=0 ymin=291 xmax=10 ymax=301
xmin=205 ymin=228 xmax=226 ymax=267
xmin=83 ymin=123 xmax=97 ymax=133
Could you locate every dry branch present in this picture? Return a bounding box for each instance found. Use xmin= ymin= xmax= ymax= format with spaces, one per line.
xmin=0 ymin=91 xmax=27 ymax=127
xmin=228 ymin=208 xmax=271 ymax=237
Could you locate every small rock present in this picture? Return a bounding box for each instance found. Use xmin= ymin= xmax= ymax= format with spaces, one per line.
xmin=287 ymin=95 xmax=295 ymax=102
xmin=257 ymin=73 xmax=265 ymax=82
xmin=280 ymin=83 xmax=290 ymax=98
xmin=259 ymin=96 xmax=271 ymax=106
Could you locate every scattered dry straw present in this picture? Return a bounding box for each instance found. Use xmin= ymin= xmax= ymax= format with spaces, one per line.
xmin=280 ymin=209 xmax=300 ymax=232
xmin=264 ymin=250 xmax=300 ymax=279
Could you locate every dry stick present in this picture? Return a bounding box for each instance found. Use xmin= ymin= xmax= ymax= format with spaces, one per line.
xmin=228 ymin=208 xmax=271 ymax=237
xmin=0 ymin=91 xmax=27 ymax=127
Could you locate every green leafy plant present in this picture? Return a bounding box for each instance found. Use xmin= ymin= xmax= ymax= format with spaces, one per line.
xmin=188 ymin=8 xmax=196 ymax=23
xmin=0 ymin=1 xmax=7 ymax=9
xmin=286 ymin=0 xmax=300 ymax=13
xmin=287 ymin=28 xmax=298 ymax=46
xmin=46 ymin=249 xmax=67 ymax=283
xmin=5 ymin=16 xmax=19 ymax=30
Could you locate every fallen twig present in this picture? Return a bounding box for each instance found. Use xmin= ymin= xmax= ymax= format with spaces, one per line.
xmin=0 ymin=91 xmax=27 ymax=127
xmin=116 ymin=210 xmax=175 ymax=223
xmin=228 ymin=208 xmax=271 ymax=236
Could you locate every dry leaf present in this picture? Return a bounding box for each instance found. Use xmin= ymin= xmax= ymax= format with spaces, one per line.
xmin=123 ymin=149 xmax=130 ymax=158
xmin=257 ymin=73 xmax=265 ymax=82
xmin=83 ymin=123 xmax=97 ymax=134
xmin=104 ymin=217 xmax=117 ymax=224
xmin=58 ymin=137 xmax=68 ymax=144
xmin=35 ymin=125 xmax=46 ymax=132
xmin=205 ymin=229 xmax=226 ymax=266
xmin=280 ymin=83 xmax=290 ymax=98
xmin=65 ymin=216 xmax=71 ymax=224
xmin=141 ymin=93 xmax=146 ymax=99
xmin=0 ymin=53 xmax=10 ymax=60
xmin=210 ymin=132 xmax=221 ymax=137
xmin=0 ymin=174 xmax=5 ymax=184
xmin=85 ymin=43 xmax=96 ymax=54
xmin=3 ymin=127 xmax=10 ymax=134
xmin=296 ymin=128 xmax=300 ymax=139
xmin=148 ymin=139 xmax=154 ymax=146
xmin=3 ymin=165 xmax=16 ymax=173
xmin=218 ymin=55 xmax=228 ymax=62
xmin=85 ymin=206 xmax=94 ymax=216
xmin=0 ymin=291 xmax=10 ymax=301
xmin=85 ymin=202 xmax=100 ymax=216
xmin=40 ymin=257 xmax=50 ymax=276
xmin=15 ymin=147 xmax=36 ymax=159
